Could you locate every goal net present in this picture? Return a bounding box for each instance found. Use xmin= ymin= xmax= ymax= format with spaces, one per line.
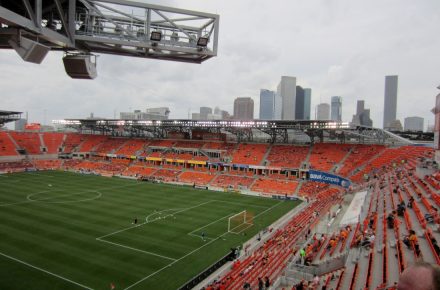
xmin=228 ymin=210 xmax=254 ymax=234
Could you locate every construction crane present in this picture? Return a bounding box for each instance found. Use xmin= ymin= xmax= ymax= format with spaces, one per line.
xmin=0 ymin=0 xmax=219 ymax=79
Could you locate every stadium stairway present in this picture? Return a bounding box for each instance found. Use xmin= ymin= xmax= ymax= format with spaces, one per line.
xmin=333 ymin=147 xmax=353 ymax=174
xmin=6 ymin=132 xmax=20 ymax=152
xmin=301 ymin=145 xmax=313 ymax=169
xmin=38 ymin=133 xmax=46 ymax=152
xmin=260 ymin=143 xmax=273 ymax=166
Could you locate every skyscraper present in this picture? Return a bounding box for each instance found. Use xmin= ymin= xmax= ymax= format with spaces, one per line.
xmin=277 ymin=76 xmax=296 ymax=120
xmin=295 ymin=86 xmax=305 ymax=119
xmin=383 ymin=75 xmax=398 ymax=129
xmin=351 ymin=100 xmax=373 ymax=127
xmin=259 ymin=89 xmax=276 ymax=119
xmin=274 ymin=93 xmax=282 ymax=120
xmin=303 ymin=88 xmax=311 ymax=120
xmin=200 ymin=107 xmax=212 ymax=119
xmin=316 ymin=103 xmax=330 ymax=120
xmin=331 ymin=96 xmax=342 ymax=121
xmin=233 ymin=97 xmax=254 ymax=120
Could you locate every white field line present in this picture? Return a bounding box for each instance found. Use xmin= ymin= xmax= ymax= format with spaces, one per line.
xmin=0 ymin=183 xmax=140 ymax=207
xmin=187 ymin=212 xmax=235 ymax=236
xmin=97 ymin=200 xmax=214 ymax=240
xmin=124 ymin=200 xmax=286 ymax=290
xmin=187 ymin=233 xmax=214 ymax=240
xmin=96 ymin=238 xmax=177 ymax=261
xmin=0 ymin=251 xmax=93 ymax=290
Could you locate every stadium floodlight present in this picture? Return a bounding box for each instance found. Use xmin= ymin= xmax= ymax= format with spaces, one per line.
xmin=150 ymin=31 xmax=162 ymax=42
xmin=197 ymin=36 xmax=209 ymax=47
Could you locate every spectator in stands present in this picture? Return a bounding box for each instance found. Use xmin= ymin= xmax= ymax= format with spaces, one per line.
xmin=243 ymin=281 xmax=251 ymax=289
xmin=397 ymin=262 xmax=440 ymax=290
xmin=264 ymin=276 xmax=270 ymax=289
xmin=407 ymin=197 xmax=415 ymax=208
xmin=431 ymin=238 xmax=440 ymax=257
xmin=387 ymin=212 xmax=395 ymax=229
xmin=258 ymin=277 xmax=264 ymax=290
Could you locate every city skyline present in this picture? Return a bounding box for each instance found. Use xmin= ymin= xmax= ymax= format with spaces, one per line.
xmin=1 ymin=0 xmax=439 ymax=131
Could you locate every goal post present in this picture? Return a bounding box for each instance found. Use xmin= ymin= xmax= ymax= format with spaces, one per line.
xmin=228 ymin=210 xmax=254 ymax=234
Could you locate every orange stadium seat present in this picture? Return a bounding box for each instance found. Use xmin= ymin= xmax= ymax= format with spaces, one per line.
xmin=266 ymin=145 xmax=309 ymax=168
xmin=63 ymin=133 xmax=84 ymax=153
xmin=251 ymin=178 xmax=298 ymax=195
xmin=94 ymin=138 xmax=128 ymax=154
xmin=115 ymin=139 xmax=147 ymax=156
xmin=231 ymin=143 xmax=269 ymax=165
xmin=178 ymin=171 xmax=215 ymax=185
xmin=9 ymin=131 xmax=42 ymax=154
xmin=309 ymin=143 xmax=352 ymax=172
xmin=0 ymin=131 xmax=18 ymax=156
xmin=42 ymin=132 xmax=65 ymax=154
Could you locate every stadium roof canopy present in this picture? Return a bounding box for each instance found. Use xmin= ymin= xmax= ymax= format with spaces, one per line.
xmin=53 ymin=118 xmax=414 ymax=145
xmin=0 ymin=110 xmax=22 ymax=126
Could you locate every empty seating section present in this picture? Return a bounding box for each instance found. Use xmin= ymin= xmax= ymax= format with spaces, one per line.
xmin=63 ymin=133 xmax=83 ymax=153
xmin=149 ymin=139 xmax=175 ymax=147
xmin=337 ymin=144 xmax=384 ymax=177
xmin=231 ymin=143 xmax=269 ymax=165
xmin=9 ymin=132 xmax=41 ymax=154
xmin=42 ymin=133 xmax=64 ymax=154
xmin=0 ymin=132 xmax=18 ymax=156
xmin=173 ymin=141 xmax=204 ymax=149
xmin=210 ymin=174 xmax=254 ymax=189
xmin=94 ymin=138 xmax=127 ymax=154
xmin=266 ymin=145 xmax=308 ymax=168
xmin=251 ymin=178 xmax=298 ymax=195
xmin=72 ymin=160 xmax=126 ymax=174
xmin=77 ymin=135 xmax=108 ymax=152
xmin=178 ymin=171 xmax=214 ymax=185
xmin=33 ymin=159 xmax=62 ymax=169
xmin=309 ymin=143 xmax=352 ymax=172
xmin=115 ymin=139 xmax=146 ymax=156
xmin=123 ymin=165 xmax=156 ymax=177
xmin=151 ymin=169 xmax=180 ymax=181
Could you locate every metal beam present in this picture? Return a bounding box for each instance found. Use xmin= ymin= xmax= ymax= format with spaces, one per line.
xmin=22 ymin=0 xmax=38 ymax=28
xmin=54 ymin=0 xmax=73 ymax=42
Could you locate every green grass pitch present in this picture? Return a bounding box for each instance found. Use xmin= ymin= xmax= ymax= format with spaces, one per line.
xmin=0 ymin=171 xmax=300 ymax=290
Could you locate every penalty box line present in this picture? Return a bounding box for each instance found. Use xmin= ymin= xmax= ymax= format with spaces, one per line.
xmin=0 ymin=250 xmax=93 ymax=290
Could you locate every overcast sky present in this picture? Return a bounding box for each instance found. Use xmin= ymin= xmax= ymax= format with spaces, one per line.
xmin=2 ymin=0 xmax=440 ymax=130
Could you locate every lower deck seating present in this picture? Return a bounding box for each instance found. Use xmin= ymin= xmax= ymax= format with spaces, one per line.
xmin=210 ymin=174 xmax=254 ymax=189
xmin=251 ymin=178 xmax=298 ymax=195
xmin=178 ymin=171 xmax=215 ymax=185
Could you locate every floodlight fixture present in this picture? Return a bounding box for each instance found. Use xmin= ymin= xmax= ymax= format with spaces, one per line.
xmin=150 ymin=31 xmax=162 ymax=42
xmin=197 ymin=36 xmax=209 ymax=47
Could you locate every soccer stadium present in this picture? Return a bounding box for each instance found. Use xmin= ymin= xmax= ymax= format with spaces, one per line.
xmin=1 ymin=1 xmax=440 ymax=290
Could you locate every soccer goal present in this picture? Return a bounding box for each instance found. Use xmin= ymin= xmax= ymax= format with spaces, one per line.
xmin=228 ymin=210 xmax=254 ymax=234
